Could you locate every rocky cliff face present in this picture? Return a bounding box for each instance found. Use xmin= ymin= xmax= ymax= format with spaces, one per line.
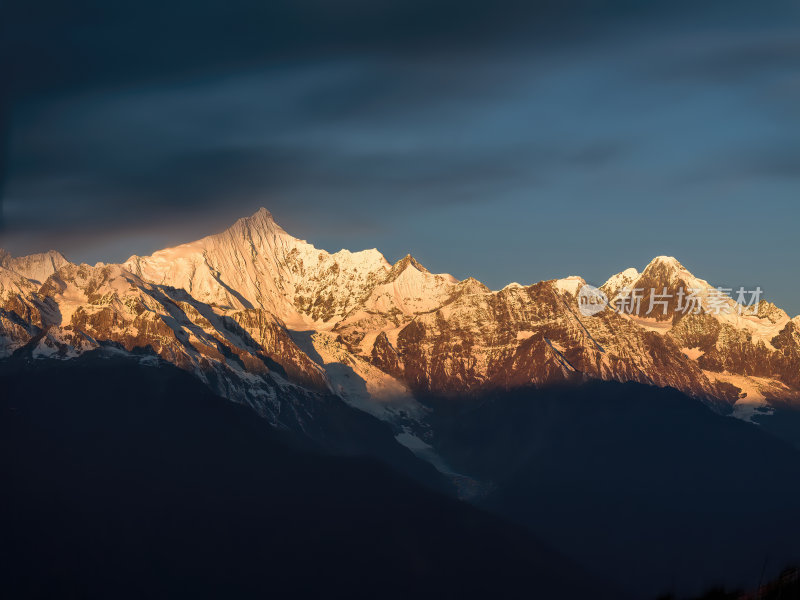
xmin=1 ymin=208 xmax=798 ymax=443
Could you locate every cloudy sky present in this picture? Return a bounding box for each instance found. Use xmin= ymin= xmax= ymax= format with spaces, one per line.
xmin=2 ymin=0 xmax=799 ymax=313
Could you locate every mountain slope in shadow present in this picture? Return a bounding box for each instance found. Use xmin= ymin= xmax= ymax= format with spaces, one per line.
xmin=0 ymin=356 xmax=623 ymax=600
xmin=427 ymin=382 xmax=800 ymax=599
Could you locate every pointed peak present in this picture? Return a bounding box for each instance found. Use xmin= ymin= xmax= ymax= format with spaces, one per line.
xmin=636 ymin=256 xmax=712 ymax=292
xmin=47 ymin=249 xmax=69 ymax=262
xmin=253 ymin=207 xmax=274 ymax=220
xmin=225 ymin=207 xmax=287 ymax=238
xmin=644 ymin=256 xmax=686 ymax=272
xmin=602 ymin=267 xmax=640 ymax=294
xmin=384 ymin=254 xmax=430 ymax=282
xmin=396 ymin=254 xmax=430 ymax=273
xmin=640 ymin=256 xmax=696 ymax=283
xmin=458 ymin=276 xmax=491 ymax=293
xmin=754 ymin=299 xmax=789 ymax=324
xmin=243 ymin=207 xmax=277 ymax=225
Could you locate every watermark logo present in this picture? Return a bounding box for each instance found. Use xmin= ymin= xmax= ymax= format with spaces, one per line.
xmin=578 ymin=284 xmax=609 ymax=316
xmin=576 ymin=284 xmax=763 ymax=317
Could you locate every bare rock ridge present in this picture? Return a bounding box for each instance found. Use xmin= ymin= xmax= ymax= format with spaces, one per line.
xmin=1 ymin=208 xmax=798 ymax=443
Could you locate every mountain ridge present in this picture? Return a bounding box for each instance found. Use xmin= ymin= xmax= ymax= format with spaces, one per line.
xmin=1 ymin=207 xmax=799 ymax=462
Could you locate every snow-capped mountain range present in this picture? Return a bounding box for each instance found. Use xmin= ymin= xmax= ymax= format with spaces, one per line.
xmin=2 ymin=208 xmax=799 ymax=452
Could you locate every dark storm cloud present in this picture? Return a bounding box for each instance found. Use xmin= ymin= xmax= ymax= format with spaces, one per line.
xmin=6 ymin=0 xmax=789 ymax=104
xmin=2 ymin=35 xmax=639 ymax=248
xmin=0 ymin=0 xmax=580 ymax=102
xmin=5 ymin=89 xmax=632 ymax=235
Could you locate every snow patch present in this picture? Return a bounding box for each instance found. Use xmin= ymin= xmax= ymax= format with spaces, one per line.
xmin=297 ymin=331 xmax=428 ymax=424
xmin=555 ymin=276 xmax=584 ymax=296
xmin=603 ymin=267 xmax=639 ymax=295
xmin=703 ymin=371 xmax=788 ymax=424
xmin=681 ymin=347 xmax=705 ymax=360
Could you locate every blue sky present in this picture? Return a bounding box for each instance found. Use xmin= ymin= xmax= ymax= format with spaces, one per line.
xmin=2 ymin=1 xmax=799 ymax=314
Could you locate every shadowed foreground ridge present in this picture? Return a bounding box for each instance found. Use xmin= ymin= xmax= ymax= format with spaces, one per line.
xmin=0 ymin=355 xmax=623 ymax=600
xmin=424 ymin=381 xmax=800 ymax=597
